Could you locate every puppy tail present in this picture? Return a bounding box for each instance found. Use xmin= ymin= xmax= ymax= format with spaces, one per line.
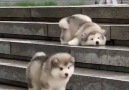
xmin=31 ymin=52 xmax=47 ymax=61
xmin=68 ymin=38 xmax=79 ymax=46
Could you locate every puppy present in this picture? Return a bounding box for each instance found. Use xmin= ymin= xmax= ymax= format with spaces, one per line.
xmin=59 ymin=14 xmax=106 ymax=46
xmin=81 ymin=33 xmax=106 ymax=46
xmin=68 ymin=22 xmax=106 ymax=46
xmin=26 ymin=52 xmax=75 ymax=90
xmin=59 ymin=14 xmax=92 ymax=45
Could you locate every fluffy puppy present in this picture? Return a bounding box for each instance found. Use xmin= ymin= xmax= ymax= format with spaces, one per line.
xmin=26 ymin=52 xmax=75 ymax=90
xmin=59 ymin=14 xmax=106 ymax=46
xmin=59 ymin=14 xmax=92 ymax=45
xmin=68 ymin=22 xmax=106 ymax=46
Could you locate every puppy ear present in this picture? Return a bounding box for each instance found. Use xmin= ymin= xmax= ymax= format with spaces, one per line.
xmin=81 ymin=33 xmax=88 ymax=41
xmin=51 ymin=57 xmax=59 ymax=67
xmin=70 ymin=57 xmax=75 ymax=63
xmin=102 ymin=29 xmax=106 ymax=35
xmin=101 ymin=33 xmax=106 ymax=40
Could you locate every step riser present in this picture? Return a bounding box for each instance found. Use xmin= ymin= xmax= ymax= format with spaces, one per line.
xmin=1 ymin=22 xmax=129 ymax=42
xmin=0 ymin=39 xmax=129 ymax=71
xmin=0 ymin=6 xmax=129 ymax=23
xmin=0 ymin=22 xmax=110 ymax=40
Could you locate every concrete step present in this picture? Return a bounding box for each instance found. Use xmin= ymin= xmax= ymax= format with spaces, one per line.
xmin=1 ymin=21 xmax=129 ymax=42
xmin=0 ymin=38 xmax=129 ymax=71
xmin=0 ymin=83 xmax=27 ymax=90
xmin=0 ymin=5 xmax=129 ymax=23
xmin=0 ymin=58 xmax=129 ymax=90
xmin=0 ymin=21 xmax=111 ymax=40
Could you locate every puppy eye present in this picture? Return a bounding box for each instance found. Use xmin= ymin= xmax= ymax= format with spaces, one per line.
xmin=98 ymin=37 xmax=99 ymax=39
xmin=59 ymin=67 xmax=63 ymax=71
xmin=91 ymin=38 xmax=93 ymax=40
xmin=68 ymin=65 xmax=73 ymax=69
xmin=68 ymin=67 xmax=70 ymax=69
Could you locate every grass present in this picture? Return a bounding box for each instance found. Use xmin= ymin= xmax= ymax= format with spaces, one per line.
xmin=15 ymin=0 xmax=57 ymax=6
xmin=15 ymin=0 xmax=86 ymax=6
xmin=66 ymin=0 xmax=86 ymax=6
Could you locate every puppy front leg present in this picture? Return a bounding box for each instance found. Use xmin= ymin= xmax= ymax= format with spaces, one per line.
xmin=28 ymin=85 xmax=40 ymax=90
xmin=41 ymin=88 xmax=52 ymax=90
xmin=28 ymin=81 xmax=40 ymax=90
xmin=68 ymin=38 xmax=79 ymax=46
xmin=57 ymin=87 xmax=66 ymax=90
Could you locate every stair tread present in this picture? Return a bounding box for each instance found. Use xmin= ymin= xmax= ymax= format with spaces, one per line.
xmin=0 ymin=83 xmax=26 ymax=90
xmin=0 ymin=20 xmax=129 ymax=26
xmin=1 ymin=38 xmax=129 ymax=69
xmin=0 ymin=37 xmax=128 ymax=51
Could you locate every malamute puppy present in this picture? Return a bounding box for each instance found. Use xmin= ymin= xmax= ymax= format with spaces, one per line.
xmin=59 ymin=14 xmax=92 ymax=45
xmin=26 ymin=52 xmax=75 ymax=90
xmin=59 ymin=14 xmax=106 ymax=46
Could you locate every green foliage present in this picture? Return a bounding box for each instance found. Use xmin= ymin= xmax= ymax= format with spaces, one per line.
xmin=66 ymin=0 xmax=86 ymax=6
xmin=15 ymin=0 xmax=57 ymax=6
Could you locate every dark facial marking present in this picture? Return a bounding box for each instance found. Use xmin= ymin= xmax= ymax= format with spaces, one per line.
xmin=59 ymin=67 xmax=63 ymax=71
xmin=51 ymin=57 xmax=59 ymax=67
xmin=91 ymin=38 xmax=93 ymax=40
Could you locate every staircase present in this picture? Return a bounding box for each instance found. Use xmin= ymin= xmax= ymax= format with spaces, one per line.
xmin=0 ymin=5 xmax=129 ymax=90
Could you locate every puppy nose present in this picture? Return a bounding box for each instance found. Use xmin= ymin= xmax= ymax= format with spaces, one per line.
xmin=65 ymin=73 xmax=68 ymax=77
xmin=96 ymin=41 xmax=99 ymax=45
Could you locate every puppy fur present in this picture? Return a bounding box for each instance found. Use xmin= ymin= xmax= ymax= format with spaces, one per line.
xmin=68 ymin=22 xmax=106 ymax=46
xmin=59 ymin=14 xmax=106 ymax=46
xmin=81 ymin=33 xmax=106 ymax=46
xmin=26 ymin=52 xmax=75 ymax=90
xmin=59 ymin=14 xmax=92 ymax=45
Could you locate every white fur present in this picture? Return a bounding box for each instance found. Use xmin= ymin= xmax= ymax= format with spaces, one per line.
xmin=68 ymin=38 xmax=79 ymax=46
xmin=59 ymin=14 xmax=92 ymax=45
xmin=81 ymin=33 xmax=106 ymax=46
xmin=32 ymin=52 xmax=46 ymax=60
xmin=40 ymin=63 xmax=74 ymax=90
xmin=44 ymin=66 xmax=74 ymax=90
xmin=59 ymin=17 xmax=69 ymax=30
xmin=72 ymin=14 xmax=92 ymax=22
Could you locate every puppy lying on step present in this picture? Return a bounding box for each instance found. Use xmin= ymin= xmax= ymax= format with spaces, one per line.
xmin=26 ymin=52 xmax=75 ymax=90
xmin=59 ymin=14 xmax=106 ymax=46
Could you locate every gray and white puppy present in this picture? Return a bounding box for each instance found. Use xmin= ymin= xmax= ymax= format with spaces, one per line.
xmin=59 ymin=14 xmax=92 ymax=45
xmin=59 ymin=14 xmax=106 ymax=46
xmin=26 ymin=52 xmax=75 ymax=90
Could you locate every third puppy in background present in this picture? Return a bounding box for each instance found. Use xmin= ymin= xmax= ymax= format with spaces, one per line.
xmin=59 ymin=14 xmax=106 ymax=46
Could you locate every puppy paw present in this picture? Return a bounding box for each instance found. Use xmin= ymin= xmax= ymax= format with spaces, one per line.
xmin=68 ymin=38 xmax=79 ymax=46
xmin=61 ymin=41 xmax=68 ymax=45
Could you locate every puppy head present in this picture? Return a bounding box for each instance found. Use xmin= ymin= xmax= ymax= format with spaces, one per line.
xmin=81 ymin=33 xmax=106 ymax=46
xmin=50 ymin=53 xmax=75 ymax=79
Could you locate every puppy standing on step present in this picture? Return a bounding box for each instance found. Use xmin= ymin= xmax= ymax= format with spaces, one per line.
xmin=59 ymin=14 xmax=106 ymax=46
xmin=26 ymin=52 xmax=75 ymax=90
